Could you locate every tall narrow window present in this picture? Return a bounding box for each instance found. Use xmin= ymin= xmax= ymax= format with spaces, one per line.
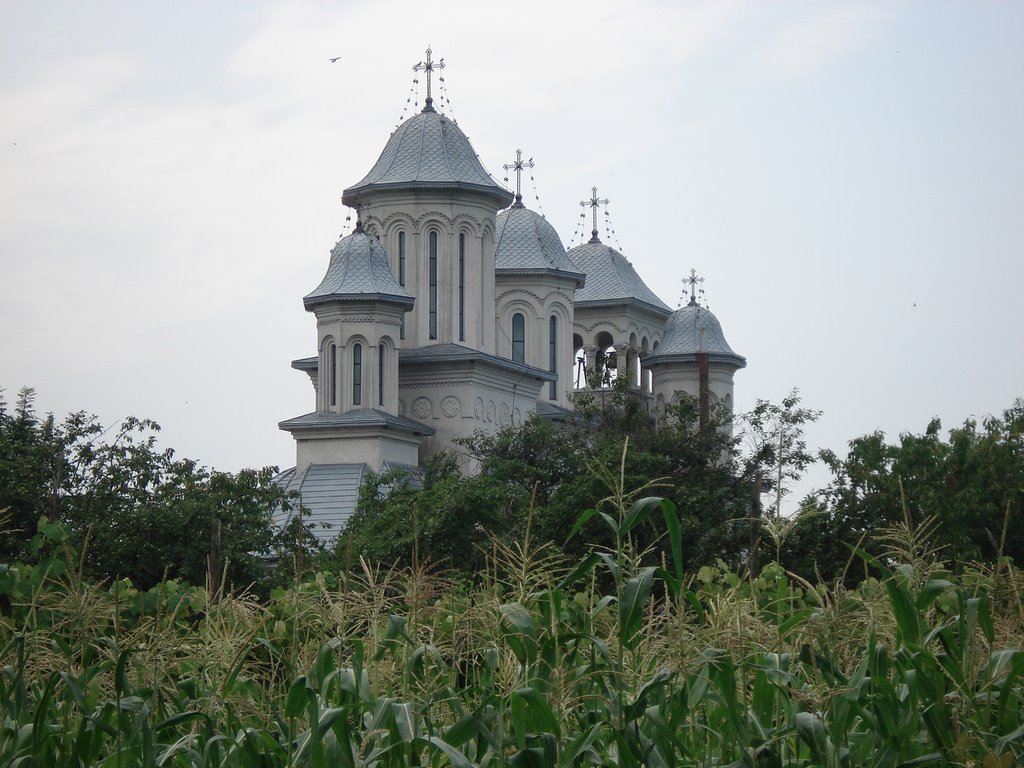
xmin=512 ymin=313 xmax=525 ymax=363
xmin=397 ymin=232 xmax=406 ymax=285
xmin=378 ymin=344 xmax=385 ymax=406
xmin=458 ymin=233 xmax=466 ymax=341
xmin=398 ymin=232 xmax=406 ymax=340
xmin=428 ymin=231 xmax=438 ymax=340
xmin=548 ymin=316 xmax=557 ymax=400
xmin=352 ymin=343 xmax=362 ymax=405
xmin=329 ymin=343 xmax=337 ymax=407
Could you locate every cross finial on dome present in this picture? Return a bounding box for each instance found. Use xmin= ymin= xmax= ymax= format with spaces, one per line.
xmin=413 ymin=45 xmax=444 ymax=112
xmin=683 ymin=268 xmax=705 ymax=306
xmin=503 ymin=149 xmax=534 ymax=208
xmin=581 ymin=186 xmax=609 ymax=243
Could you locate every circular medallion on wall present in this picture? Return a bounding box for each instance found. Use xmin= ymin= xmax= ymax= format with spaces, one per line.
xmin=512 ymin=407 xmax=521 ymax=426
xmin=440 ymin=395 xmax=460 ymax=418
xmin=474 ymin=398 xmax=485 ymax=420
xmin=486 ymin=400 xmax=496 ymax=423
xmin=398 ymin=399 xmax=406 ymax=416
xmin=499 ymin=403 xmax=510 ymax=426
xmin=412 ymin=397 xmax=432 ymax=419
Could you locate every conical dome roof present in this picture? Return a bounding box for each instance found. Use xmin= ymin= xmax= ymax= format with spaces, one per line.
xmin=645 ymin=300 xmax=746 ymax=368
xmin=342 ymin=107 xmax=513 ymax=208
xmin=568 ymin=238 xmax=671 ymax=316
xmin=495 ymin=202 xmax=585 ymax=287
xmin=304 ymin=228 xmax=413 ymax=310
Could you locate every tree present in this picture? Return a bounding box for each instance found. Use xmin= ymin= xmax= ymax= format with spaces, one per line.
xmin=0 ymin=388 xmax=296 ymax=592
xmin=345 ymin=386 xmax=755 ymax=578
xmin=0 ymin=388 xmax=63 ymax=561
xmin=738 ymin=389 xmax=821 ymax=574
xmin=798 ymin=400 xmax=1024 ymax=579
xmin=342 ymin=454 xmax=517 ymax=577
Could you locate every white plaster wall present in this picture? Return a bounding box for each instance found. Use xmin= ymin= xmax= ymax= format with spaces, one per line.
xmin=361 ymin=190 xmax=501 ymax=354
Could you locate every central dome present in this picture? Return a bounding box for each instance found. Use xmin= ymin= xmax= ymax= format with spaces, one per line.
xmin=342 ymin=109 xmax=513 ymax=207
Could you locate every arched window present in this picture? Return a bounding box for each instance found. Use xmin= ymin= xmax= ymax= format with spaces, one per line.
xmin=378 ymin=343 xmax=385 ymax=406
xmin=458 ymin=233 xmax=466 ymax=341
xmin=398 ymin=232 xmax=406 ymax=340
xmin=352 ymin=343 xmax=362 ymax=405
xmin=548 ymin=315 xmax=557 ymax=400
xmin=329 ymin=343 xmax=337 ymax=407
xmin=512 ymin=313 xmax=525 ymax=363
xmin=428 ymin=231 xmax=438 ymax=340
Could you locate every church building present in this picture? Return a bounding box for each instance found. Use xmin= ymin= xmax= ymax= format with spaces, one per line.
xmin=273 ymin=50 xmax=746 ymax=539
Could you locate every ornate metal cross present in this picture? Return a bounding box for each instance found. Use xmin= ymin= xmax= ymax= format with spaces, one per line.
xmin=413 ymin=46 xmax=445 ymax=110
xmin=580 ymin=186 xmax=609 ymax=241
xmin=684 ymin=268 xmax=705 ymax=305
xmin=503 ymin=149 xmax=534 ymax=206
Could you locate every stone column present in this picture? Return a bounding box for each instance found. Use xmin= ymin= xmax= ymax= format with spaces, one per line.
xmin=583 ymin=345 xmax=598 ymax=389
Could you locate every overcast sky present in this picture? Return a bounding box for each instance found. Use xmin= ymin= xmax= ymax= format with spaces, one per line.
xmin=1 ymin=1 xmax=1021 ymax=506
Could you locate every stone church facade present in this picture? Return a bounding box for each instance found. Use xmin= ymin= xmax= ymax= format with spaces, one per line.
xmin=273 ymin=53 xmax=746 ymax=539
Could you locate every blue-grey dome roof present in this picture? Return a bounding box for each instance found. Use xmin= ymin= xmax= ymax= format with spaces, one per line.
xmin=495 ymin=203 xmax=585 ymax=287
xmin=645 ymin=300 xmax=746 ymax=369
xmin=304 ymin=229 xmax=413 ymax=310
xmin=568 ymin=238 xmax=671 ymax=316
xmin=342 ymin=108 xmax=513 ymax=207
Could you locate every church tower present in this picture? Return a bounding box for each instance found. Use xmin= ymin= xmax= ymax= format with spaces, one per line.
xmin=645 ymin=270 xmax=746 ymax=426
xmin=494 ymin=151 xmax=585 ymax=410
xmin=341 ymin=49 xmax=513 ymax=354
xmin=567 ymin=189 xmax=672 ymax=392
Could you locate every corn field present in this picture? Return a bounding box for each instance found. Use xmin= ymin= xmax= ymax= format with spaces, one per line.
xmin=2 ymin=497 xmax=1023 ymax=767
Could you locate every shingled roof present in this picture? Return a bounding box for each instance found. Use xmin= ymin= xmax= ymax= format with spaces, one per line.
xmin=342 ymin=108 xmax=513 ymax=207
xmin=495 ymin=204 xmax=585 ymax=286
xmin=303 ymin=229 xmax=413 ymax=310
xmin=568 ymin=239 xmax=671 ymax=317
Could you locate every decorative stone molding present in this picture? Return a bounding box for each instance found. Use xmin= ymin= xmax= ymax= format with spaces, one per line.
xmin=412 ymin=397 xmax=432 ymax=419
xmin=440 ymin=396 xmax=460 ymax=418
xmin=496 ymin=287 xmax=545 ymax=304
xmin=499 ymin=402 xmax=510 ymax=426
xmin=416 ymin=210 xmax=455 ymax=227
xmin=398 ymin=379 xmax=469 ymax=389
xmin=380 ymin=211 xmax=417 ymax=230
xmin=338 ymin=316 xmax=402 ymax=325
xmin=486 ymin=400 xmax=496 ymax=423
xmin=474 ymin=397 xmax=484 ymax=420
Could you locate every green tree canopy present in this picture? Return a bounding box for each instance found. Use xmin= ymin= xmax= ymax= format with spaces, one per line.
xmin=0 ymin=387 xmax=296 ymax=591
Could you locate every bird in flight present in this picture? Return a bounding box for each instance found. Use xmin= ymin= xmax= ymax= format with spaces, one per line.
xmin=329 ymin=56 xmax=342 ymax=63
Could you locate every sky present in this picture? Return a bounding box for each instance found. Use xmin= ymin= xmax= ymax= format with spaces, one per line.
xmin=1 ymin=0 xmax=1022 ymax=507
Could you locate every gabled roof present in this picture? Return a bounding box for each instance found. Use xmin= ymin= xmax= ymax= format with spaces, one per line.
xmin=645 ymin=301 xmax=746 ymax=369
xmin=304 ymin=230 xmax=412 ymax=310
xmin=568 ymin=239 xmax=671 ymax=317
xmin=495 ymin=204 xmax=584 ymax=286
xmin=342 ymin=108 xmax=513 ymax=207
